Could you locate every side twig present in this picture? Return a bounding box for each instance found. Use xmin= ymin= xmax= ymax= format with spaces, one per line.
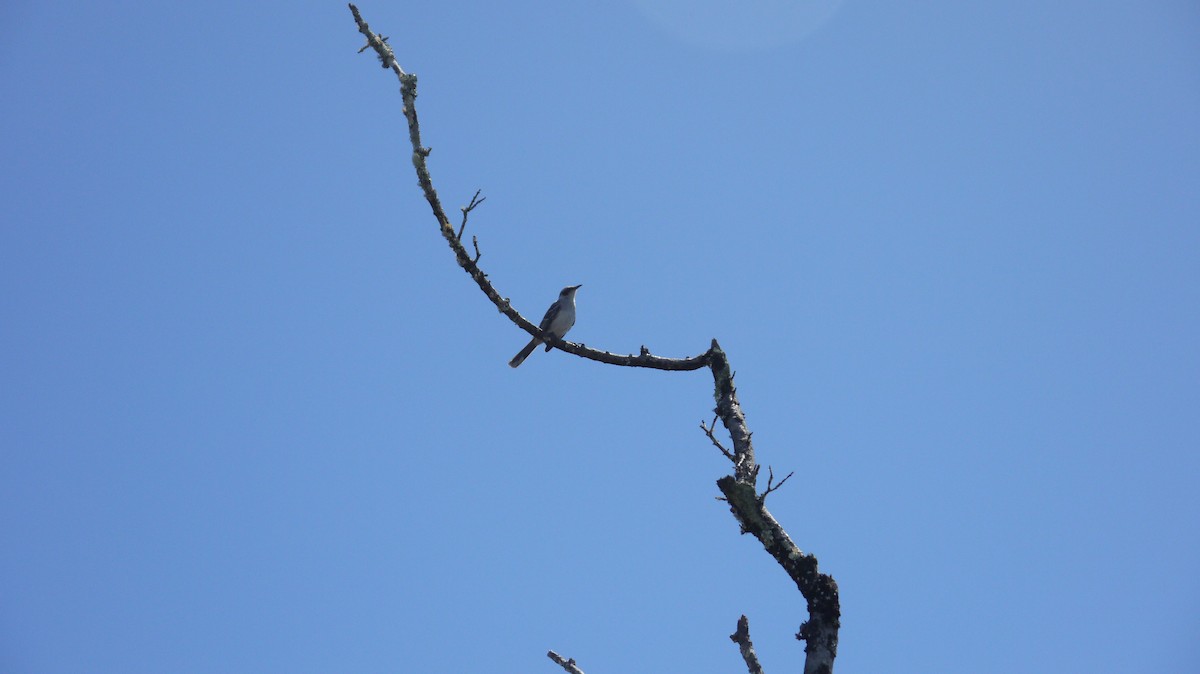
xmin=458 ymin=189 xmax=486 ymax=240
xmin=761 ymin=466 xmax=795 ymax=501
xmin=701 ymin=415 xmax=736 ymax=462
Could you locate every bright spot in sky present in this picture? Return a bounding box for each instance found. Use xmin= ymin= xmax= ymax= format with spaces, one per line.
xmin=629 ymin=0 xmax=846 ymax=50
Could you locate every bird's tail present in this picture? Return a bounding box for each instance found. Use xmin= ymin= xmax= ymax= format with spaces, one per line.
xmin=508 ymin=338 xmax=541 ymax=368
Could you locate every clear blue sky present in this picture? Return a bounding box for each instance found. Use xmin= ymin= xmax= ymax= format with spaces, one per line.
xmin=2 ymin=2 xmax=1198 ymax=672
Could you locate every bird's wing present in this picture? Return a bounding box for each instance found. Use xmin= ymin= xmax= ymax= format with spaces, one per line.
xmin=537 ymin=302 xmax=561 ymax=332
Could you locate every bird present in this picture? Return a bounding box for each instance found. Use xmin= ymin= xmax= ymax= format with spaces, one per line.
xmin=509 ymin=284 xmax=582 ymax=368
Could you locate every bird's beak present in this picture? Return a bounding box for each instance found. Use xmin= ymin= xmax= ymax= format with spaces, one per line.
xmin=570 ymin=284 xmax=583 ymax=290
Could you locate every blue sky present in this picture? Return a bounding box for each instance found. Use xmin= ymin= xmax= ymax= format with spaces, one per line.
xmin=2 ymin=1 xmax=1198 ymax=672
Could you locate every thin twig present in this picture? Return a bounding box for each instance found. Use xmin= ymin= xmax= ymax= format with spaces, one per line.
xmin=457 ymin=189 xmax=486 ymax=240
xmin=760 ymin=466 xmax=795 ymax=501
xmin=701 ymin=415 xmax=735 ymax=462
xmin=547 ymin=651 xmax=586 ymax=674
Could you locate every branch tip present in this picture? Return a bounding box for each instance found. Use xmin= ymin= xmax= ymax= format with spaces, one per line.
xmin=547 ymin=650 xmax=586 ymax=674
xmin=729 ymin=614 xmax=764 ymax=674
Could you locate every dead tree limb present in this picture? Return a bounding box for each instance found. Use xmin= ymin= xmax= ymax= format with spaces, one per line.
xmin=347 ymin=5 xmax=840 ymax=671
xmin=730 ymin=615 xmax=765 ymax=674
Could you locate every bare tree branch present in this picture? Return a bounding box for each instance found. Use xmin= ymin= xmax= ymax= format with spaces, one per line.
xmin=717 ymin=477 xmax=840 ymax=674
xmin=547 ymin=651 xmax=586 ymax=674
xmin=707 ymin=343 xmax=758 ymax=484
xmin=347 ymin=5 xmax=840 ymax=671
xmin=730 ymin=615 xmax=765 ymax=674
xmin=349 ymin=4 xmax=710 ymax=372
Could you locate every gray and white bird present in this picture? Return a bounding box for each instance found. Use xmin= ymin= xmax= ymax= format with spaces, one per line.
xmin=509 ymin=284 xmax=582 ymax=368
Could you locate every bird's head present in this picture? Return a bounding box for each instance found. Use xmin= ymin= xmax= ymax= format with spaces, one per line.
xmin=560 ymin=284 xmax=582 ymax=298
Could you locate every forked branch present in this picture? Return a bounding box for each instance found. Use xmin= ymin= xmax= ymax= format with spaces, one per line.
xmin=347 ymin=5 xmax=839 ymax=672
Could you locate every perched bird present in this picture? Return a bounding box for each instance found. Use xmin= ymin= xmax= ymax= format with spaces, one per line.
xmin=509 ymin=284 xmax=582 ymax=368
